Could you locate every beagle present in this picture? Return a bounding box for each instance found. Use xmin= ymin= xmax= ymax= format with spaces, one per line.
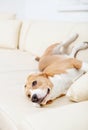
xmin=25 ymin=33 xmax=88 ymax=106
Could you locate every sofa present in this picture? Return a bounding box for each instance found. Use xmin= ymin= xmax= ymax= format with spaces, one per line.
xmin=0 ymin=13 xmax=88 ymax=130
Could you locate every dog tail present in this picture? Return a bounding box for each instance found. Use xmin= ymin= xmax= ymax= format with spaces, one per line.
xmin=35 ymin=56 xmax=40 ymax=61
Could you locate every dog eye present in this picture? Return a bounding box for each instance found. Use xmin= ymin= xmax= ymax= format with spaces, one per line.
xmin=27 ymin=94 xmax=30 ymax=98
xmin=32 ymin=81 xmax=37 ymax=86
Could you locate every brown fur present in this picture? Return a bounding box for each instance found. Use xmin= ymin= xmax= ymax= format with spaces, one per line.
xmin=25 ymin=73 xmax=53 ymax=96
xmin=34 ymin=43 xmax=82 ymax=76
xmin=38 ymin=55 xmax=82 ymax=76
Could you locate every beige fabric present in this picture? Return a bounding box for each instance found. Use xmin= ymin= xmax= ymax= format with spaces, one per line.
xmin=26 ymin=101 xmax=88 ymax=130
xmin=19 ymin=21 xmax=75 ymax=56
xmin=67 ymin=72 xmax=88 ymax=102
xmin=19 ymin=21 xmax=32 ymax=50
xmin=0 ymin=13 xmax=16 ymax=20
xmin=0 ymin=49 xmax=38 ymax=72
xmin=0 ymin=20 xmax=88 ymax=129
xmin=19 ymin=21 xmax=88 ymax=57
xmin=0 ymin=49 xmax=73 ymax=129
xmin=70 ymin=22 xmax=88 ymax=44
xmin=0 ymin=106 xmax=17 ymax=130
xmin=0 ymin=20 xmax=21 ymax=49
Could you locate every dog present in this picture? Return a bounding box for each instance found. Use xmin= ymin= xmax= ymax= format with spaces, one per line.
xmin=24 ymin=33 xmax=88 ymax=107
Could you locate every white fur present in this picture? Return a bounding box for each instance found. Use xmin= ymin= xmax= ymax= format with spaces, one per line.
xmin=53 ymin=33 xmax=79 ymax=55
xmin=30 ymin=88 xmax=47 ymax=99
xmin=48 ymin=69 xmax=84 ymax=101
xmin=70 ymin=42 xmax=88 ymax=58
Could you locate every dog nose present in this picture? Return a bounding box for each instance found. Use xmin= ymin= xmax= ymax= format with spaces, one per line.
xmin=32 ymin=94 xmax=39 ymax=103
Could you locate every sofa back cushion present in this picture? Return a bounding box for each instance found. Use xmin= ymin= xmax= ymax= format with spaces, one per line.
xmin=19 ymin=21 xmax=88 ymax=59
xmin=0 ymin=13 xmax=16 ymax=20
xmin=0 ymin=20 xmax=22 ymax=49
xmin=19 ymin=21 xmax=75 ymax=56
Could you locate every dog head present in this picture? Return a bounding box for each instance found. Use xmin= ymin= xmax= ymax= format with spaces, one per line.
xmin=24 ymin=73 xmax=53 ymax=106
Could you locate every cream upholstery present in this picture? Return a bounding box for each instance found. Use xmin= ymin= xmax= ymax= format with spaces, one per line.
xmin=0 ymin=13 xmax=16 ymax=20
xmin=19 ymin=21 xmax=88 ymax=57
xmin=67 ymin=72 xmax=88 ymax=102
xmin=0 ymin=19 xmax=88 ymax=130
xmin=0 ymin=20 xmax=21 ymax=49
xmin=19 ymin=21 xmax=75 ymax=55
xmin=0 ymin=106 xmax=17 ymax=130
xmin=26 ymin=101 xmax=88 ymax=130
xmin=0 ymin=49 xmax=38 ymax=72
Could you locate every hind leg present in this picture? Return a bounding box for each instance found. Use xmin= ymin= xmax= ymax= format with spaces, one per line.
xmin=69 ymin=42 xmax=88 ymax=58
xmin=35 ymin=33 xmax=78 ymax=61
xmin=52 ymin=33 xmax=78 ymax=55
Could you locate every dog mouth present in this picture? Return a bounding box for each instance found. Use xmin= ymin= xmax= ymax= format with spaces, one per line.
xmin=31 ymin=88 xmax=50 ymax=105
xmin=39 ymin=88 xmax=50 ymax=104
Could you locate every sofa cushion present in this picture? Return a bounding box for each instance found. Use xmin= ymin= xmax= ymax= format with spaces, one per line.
xmin=19 ymin=21 xmax=88 ymax=57
xmin=26 ymin=101 xmax=88 ymax=130
xmin=0 ymin=20 xmax=21 ymax=49
xmin=0 ymin=48 xmax=73 ymax=128
xmin=0 ymin=49 xmax=38 ymax=72
xmin=19 ymin=21 xmax=75 ymax=56
xmin=0 ymin=13 xmax=16 ymax=20
xmin=67 ymin=72 xmax=88 ymax=102
xmin=0 ymin=106 xmax=17 ymax=130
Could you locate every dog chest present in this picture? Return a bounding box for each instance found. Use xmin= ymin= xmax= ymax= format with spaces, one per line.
xmin=49 ymin=68 xmax=84 ymax=100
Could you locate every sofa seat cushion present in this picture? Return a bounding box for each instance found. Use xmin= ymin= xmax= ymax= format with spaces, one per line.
xmin=0 ymin=75 xmax=87 ymax=130
xmin=26 ymin=101 xmax=88 ymax=130
xmin=0 ymin=48 xmax=73 ymax=129
xmin=0 ymin=49 xmax=87 ymax=129
xmin=0 ymin=70 xmax=73 ymax=129
xmin=0 ymin=49 xmax=38 ymax=72
xmin=0 ymin=106 xmax=17 ymax=130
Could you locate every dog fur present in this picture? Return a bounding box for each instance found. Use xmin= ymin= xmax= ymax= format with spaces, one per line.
xmin=25 ymin=33 xmax=88 ymax=107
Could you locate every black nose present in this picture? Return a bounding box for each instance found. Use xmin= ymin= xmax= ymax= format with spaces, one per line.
xmin=32 ymin=94 xmax=39 ymax=103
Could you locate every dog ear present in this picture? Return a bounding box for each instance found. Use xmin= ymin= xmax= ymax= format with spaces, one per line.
xmin=39 ymin=72 xmax=49 ymax=78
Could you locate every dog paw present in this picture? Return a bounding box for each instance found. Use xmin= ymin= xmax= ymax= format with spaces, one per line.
xmin=83 ymin=42 xmax=88 ymax=48
xmin=73 ymin=42 xmax=88 ymax=52
xmin=78 ymin=42 xmax=88 ymax=49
